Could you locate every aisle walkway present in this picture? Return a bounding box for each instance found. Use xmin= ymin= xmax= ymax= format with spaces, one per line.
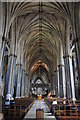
xmin=24 ymin=99 xmax=56 ymax=120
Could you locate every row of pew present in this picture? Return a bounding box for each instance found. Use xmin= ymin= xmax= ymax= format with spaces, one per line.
xmin=3 ymin=97 xmax=35 ymax=119
xmin=45 ymin=98 xmax=80 ymax=120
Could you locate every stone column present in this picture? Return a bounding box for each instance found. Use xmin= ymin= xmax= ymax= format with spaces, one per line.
xmin=0 ymin=35 xmax=2 ymax=113
xmin=28 ymin=78 xmax=31 ymax=96
xmin=72 ymin=56 xmax=78 ymax=99
xmin=25 ymin=74 xmax=27 ymax=96
xmin=7 ymin=20 xmax=17 ymax=97
xmin=70 ymin=3 xmax=80 ymax=99
xmin=58 ymin=43 xmax=66 ymax=98
xmin=58 ymin=64 xmax=66 ymax=99
xmin=58 ymin=65 xmax=64 ymax=98
xmin=52 ymin=74 xmax=56 ymax=95
xmin=0 ymin=40 xmax=5 ymax=80
xmin=0 ymin=2 xmax=3 ymax=89
xmin=54 ymin=70 xmax=58 ymax=97
xmin=25 ymin=74 xmax=29 ymax=97
xmin=11 ymin=55 xmax=17 ymax=97
xmin=21 ymin=70 xmax=25 ymax=97
xmin=0 ymin=40 xmax=6 ymax=92
xmin=72 ymin=56 xmax=76 ymax=88
xmin=55 ymin=71 xmax=58 ymax=97
xmin=23 ymin=73 xmax=26 ymax=96
xmin=75 ymin=81 xmax=79 ymax=100
xmin=0 ymin=2 xmax=4 ymax=113
xmin=7 ymin=54 xmax=17 ymax=96
xmin=63 ymin=55 xmax=72 ymax=99
xmin=63 ymin=21 xmax=76 ymax=101
xmin=69 ymin=56 xmax=76 ymax=101
xmin=16 ymin=64 xmax=22 ymax=98
xmin=0 ymin=32 xmax=2 ymax=111
xmin=20 ymin=67 xmax=23 ymax=97
xmin=57 ymin=67 xmax=60 ymax=98
xmin=75 ymin=41 xmax=80 ymax=99
xmin=0 ymin=34 xmax=2 ymax=100
xmin=63 ymin=55 xmax=76 ymax=101
xmin=3 ymin=54 xmax=8 ymax=98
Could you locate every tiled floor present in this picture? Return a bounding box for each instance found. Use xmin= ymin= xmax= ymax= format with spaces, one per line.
xmin=24 ymin=99 xmax=56 ymax=120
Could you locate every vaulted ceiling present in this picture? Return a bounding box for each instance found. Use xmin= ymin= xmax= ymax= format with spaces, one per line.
xmin=2 ymin=2 xmax=79 ymax=84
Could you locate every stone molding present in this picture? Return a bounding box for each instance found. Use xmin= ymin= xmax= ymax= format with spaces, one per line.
xmin=22 ymin=69 xmax=25 ymax=72
xmin=16 ymin=64 xmax=22 ymax=66
xmin=63 ymin=55 xmax=72 ymax=59
xmin=57 ymin=64 xmax=64 ymax=67
xmin=8 ymin=54 xmax=17 ymax=57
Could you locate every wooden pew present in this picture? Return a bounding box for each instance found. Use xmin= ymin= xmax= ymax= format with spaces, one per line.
xmin=45 ymin=98 xmax=80 ymax=119
xmin=3 ymin=97 xmax=35 ymax=119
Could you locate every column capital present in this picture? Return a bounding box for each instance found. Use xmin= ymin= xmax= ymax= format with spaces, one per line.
xmin=8 ymin=54 xmax=17 ymax=58
xmin=63 ymin=55 xmax=72 ymax=59
xmin=2 ymin=36 xmax=9 ymax=42
xmin=16 ymin=64 xmax=22 ymax=66
xmin=54 ymin=70 xmax=58 ymax=72
xmin=57 ymin=64 xmax=64 ymax=67
xmin=73 ymin=36 xmax=80 ymax=44
xmin=4 ymin=51 xmax=8 ymax=56
xmin=22 ymin=69 xmax=25 ymax=72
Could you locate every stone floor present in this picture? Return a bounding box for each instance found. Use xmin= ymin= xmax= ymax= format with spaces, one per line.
xmin=24 ymin=99 xmax=56 ymax=120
